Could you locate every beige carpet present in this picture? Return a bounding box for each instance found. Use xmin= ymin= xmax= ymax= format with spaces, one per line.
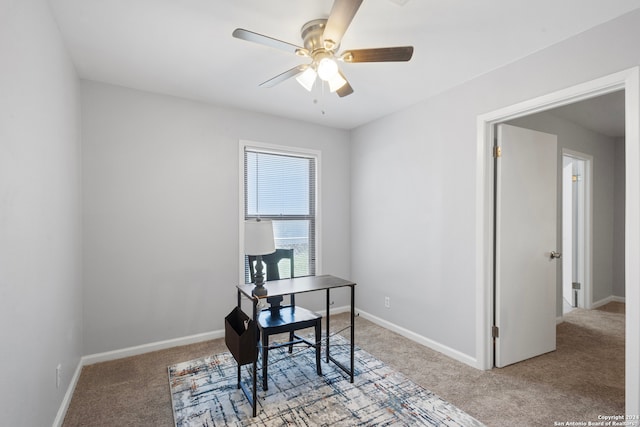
xmin=63 ymin=303 xmax=624 ymax=426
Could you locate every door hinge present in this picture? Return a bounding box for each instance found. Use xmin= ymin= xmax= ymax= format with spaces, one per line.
xmin=492 ymin=325 xmax=499 ymax=339
xmin=493 ymin=146 xmax=502 ymax=158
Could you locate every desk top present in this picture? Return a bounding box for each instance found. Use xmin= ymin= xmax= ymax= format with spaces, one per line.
xmin=237 ymin=274 xmax=356 ymax=300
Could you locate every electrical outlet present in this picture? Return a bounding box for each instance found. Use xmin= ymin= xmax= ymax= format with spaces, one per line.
xmin=384 ymin=296 xmax=390 ymax=308
xmin=56 ymin=364 xmax=62 ymax=389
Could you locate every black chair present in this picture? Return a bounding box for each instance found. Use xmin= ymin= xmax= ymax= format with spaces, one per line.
xmin=248 ymin=249 xmax=322 ymax=391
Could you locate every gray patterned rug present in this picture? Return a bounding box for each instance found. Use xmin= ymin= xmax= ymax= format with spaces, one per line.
xmin=168 ymin=335 xmax=484 ymax=426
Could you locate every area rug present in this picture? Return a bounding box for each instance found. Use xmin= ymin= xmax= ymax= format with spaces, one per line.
xmin=168 ymin=335 xmax=484 ymax=426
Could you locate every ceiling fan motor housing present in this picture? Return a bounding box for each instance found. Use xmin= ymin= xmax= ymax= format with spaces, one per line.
xmin=301 ymin=19 xmax=338 ymax=55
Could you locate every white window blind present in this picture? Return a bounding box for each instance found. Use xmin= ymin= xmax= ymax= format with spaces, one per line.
xmin=244 ymin=148 xmax=316 ymax=283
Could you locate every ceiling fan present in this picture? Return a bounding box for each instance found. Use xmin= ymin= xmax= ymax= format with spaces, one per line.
xmin=232 ymin=0 xmax=414 ymax=97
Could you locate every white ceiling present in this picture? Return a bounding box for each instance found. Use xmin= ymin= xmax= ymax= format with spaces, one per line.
xmin=550 ymin=91 xmax=626 ymax=138
xmin=49 ymin=0 xmax=640 ymax=130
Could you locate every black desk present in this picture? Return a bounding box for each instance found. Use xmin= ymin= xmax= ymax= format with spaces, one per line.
xmin=236 ymin=274 xmax=356 ymax=417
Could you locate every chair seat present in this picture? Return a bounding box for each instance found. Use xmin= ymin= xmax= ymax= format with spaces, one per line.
xmin=257 ymin=305 xmax=323 ymax=391
xmin=258 ymin=306 xmax=321 ymax=334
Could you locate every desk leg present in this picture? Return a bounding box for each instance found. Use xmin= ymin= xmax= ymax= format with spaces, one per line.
xmin=350 ymin=284 xmax=355 ymax=383
xmin=252 ymin=298 xmax=258 ymax=417
xmin=325 ymin=288 xmax=330 ymax=363
xmin=237 ymin=290 xmax=241 ymax=389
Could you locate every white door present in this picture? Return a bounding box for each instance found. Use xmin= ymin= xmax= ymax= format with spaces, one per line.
xmin=495 ymin=123 xmax=558 ymax=368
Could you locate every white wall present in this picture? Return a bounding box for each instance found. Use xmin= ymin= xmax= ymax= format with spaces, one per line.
xmin=0 ymin=0 xmax=82 ymax=425
xmin=81 ymin=81 xmax=351 ymax=355
xmin=351 ymin=9 xmax=640 ymax=359
xmin=508 ymin=111 xmax=619 ymax=310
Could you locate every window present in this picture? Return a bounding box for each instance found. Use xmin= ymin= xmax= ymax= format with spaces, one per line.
xmin=242 ymin=143 xmax=318 ymax=283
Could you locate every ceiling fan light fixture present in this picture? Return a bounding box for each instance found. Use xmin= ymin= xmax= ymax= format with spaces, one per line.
xmin=233 ymin=0 xmax=413 ymax=99
xmin=317 ymin=57 xmax=339 ymax=81
xmin=296 ymin=66 xmax=317 ymax=91
xmin=328 ymin=72 xmax=347 ymax=92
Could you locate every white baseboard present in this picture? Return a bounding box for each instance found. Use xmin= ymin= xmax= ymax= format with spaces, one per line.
xmin=52 ymin=304 xmax=460 ymax=425
xmin=558 ymin=295 xmax=625 ymax=324
xmin=53 ymin=329 xmax=226 ymax=426
xmin=356 ymin=309 xmax=478 ymax=369
xmin=82 ymin=305 xmax=351 ymax=367
xmin=52 ymin=358 xmax=83 ymax=427
xmin=83 ymin=329 xmax=225 ymax=366
xmin=317 ymin=304 xmax=351 ymax=317
xmin=592 ymin=295 xmax=626 ymax=309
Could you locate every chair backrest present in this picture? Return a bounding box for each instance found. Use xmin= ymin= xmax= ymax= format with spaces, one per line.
xmin=248 ymin=248 xmax=296 ymax=308
xmin=248 ymin=248 xmax=295 ymax=283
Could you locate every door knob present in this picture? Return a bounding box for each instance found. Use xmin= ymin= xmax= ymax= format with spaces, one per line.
xmin=550 ymin=251 xmax=562 ymax=259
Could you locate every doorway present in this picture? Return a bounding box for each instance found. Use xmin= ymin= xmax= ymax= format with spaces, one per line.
xmin=562 ymin=151 xmax=591 ymax=314
xmin=475 ymin=67 xmax=640 ymax=414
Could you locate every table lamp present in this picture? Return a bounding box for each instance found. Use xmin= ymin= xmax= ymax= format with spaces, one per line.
xmin=244 ymin=219 xmax=276 ymax=296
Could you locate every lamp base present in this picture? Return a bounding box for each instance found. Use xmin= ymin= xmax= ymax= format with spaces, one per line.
xmin=251 ymin=254 xmax=268 ymax=297
xmin=252 ymin=283 xmax=268 ymax=297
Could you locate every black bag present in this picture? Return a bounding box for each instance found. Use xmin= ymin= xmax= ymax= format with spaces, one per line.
xmin=224 ymin=307 xmax=257 ymax=365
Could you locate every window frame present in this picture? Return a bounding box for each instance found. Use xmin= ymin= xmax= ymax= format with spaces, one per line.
xmin=238 ymin=140 xmax=322 ymax=285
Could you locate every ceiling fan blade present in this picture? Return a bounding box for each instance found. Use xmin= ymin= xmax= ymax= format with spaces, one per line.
xmin=341 ymin=46 xmax=414 ymax=62
xmin=336 ymin=71 xmax=354 ymax=97
xmin=336 ymin=81 xmax=354 ymax=97
xmin=323 ymin=0 xmax=364 ymax=50
xmin=259 ymin=64 xmax=308 ymax=88
xmin=232 ymin=28 xmax=306 ymax=56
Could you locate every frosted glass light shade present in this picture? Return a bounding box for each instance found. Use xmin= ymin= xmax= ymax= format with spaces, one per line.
xmin=244 ymin=219 xmax=275 ymax=255
xmin=317 ymin=57 xmax=339 ymax=81
xmin=296 ymin=67 xmax=317 ymax=91
xmin=328 ymin=72 xmax=347 ymax=92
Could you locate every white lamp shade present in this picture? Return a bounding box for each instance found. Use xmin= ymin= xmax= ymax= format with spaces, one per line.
xmin=328 ymin=72 xmax=347 ymax=92
xmin=296 ymin=67 xmax=317 ymax=91
xmin=244 ymin=219 xmax=276 ymax=255
xmin=317 ymin=57 xmax=339 ymax=81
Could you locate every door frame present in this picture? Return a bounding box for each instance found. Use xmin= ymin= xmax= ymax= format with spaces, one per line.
xmin=475 ymin=67 xmax=640 ymax=415
xmin=562 ymin=149 xmax=593 ymax=311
